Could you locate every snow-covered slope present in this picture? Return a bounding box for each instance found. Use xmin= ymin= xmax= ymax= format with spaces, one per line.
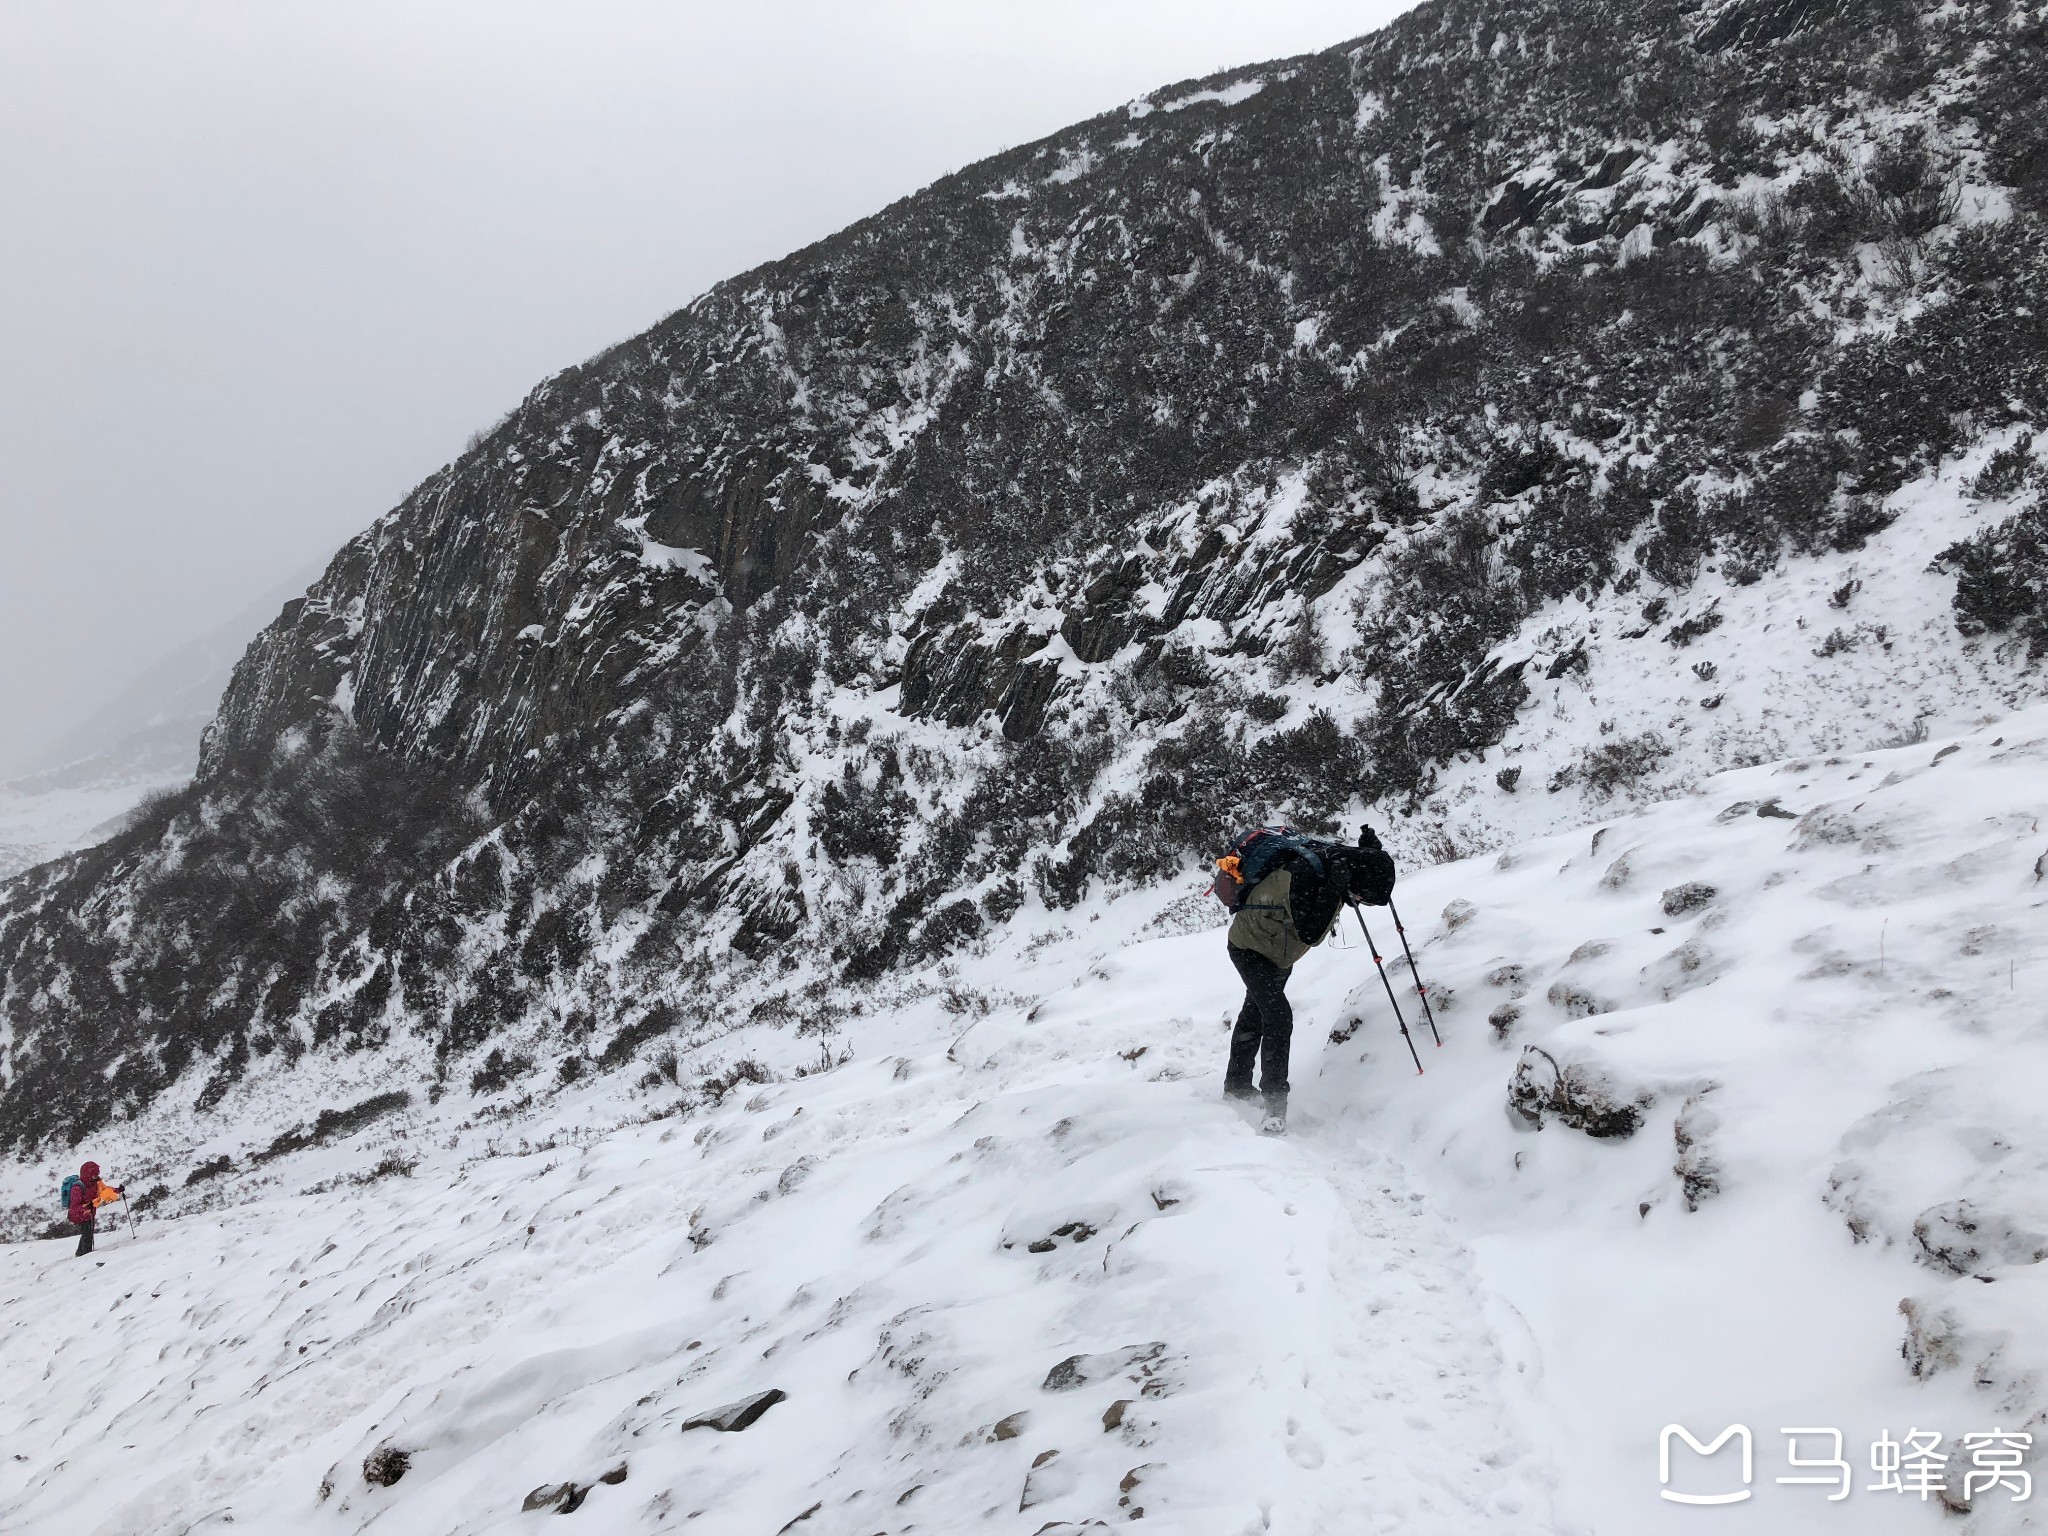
xmin=0 ymin=770 xmax=178 ymax=885
xmin=7 ymin=710 xmax=2044 ymax=1534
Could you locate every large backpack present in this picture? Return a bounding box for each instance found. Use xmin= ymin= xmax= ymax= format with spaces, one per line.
xmin=59 ymin=1174 xmax=80 ymax=1215
xmin=1209 ymin=825 xmax=1327 ymax=912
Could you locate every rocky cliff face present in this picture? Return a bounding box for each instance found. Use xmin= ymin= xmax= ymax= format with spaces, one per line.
xmin=4 ymin=0 xmax=2047 ymax=1153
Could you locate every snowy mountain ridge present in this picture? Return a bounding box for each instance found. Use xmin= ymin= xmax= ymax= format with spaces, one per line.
xmin=5 ymin=710 xmax=2046 ymax=1534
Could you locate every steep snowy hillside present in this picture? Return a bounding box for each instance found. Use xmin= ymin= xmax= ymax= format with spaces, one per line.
xmin=5 ymin=714 xmax=2044 ymax=1534
xmin=7 ymin=0 xmax=2048 ymax=1155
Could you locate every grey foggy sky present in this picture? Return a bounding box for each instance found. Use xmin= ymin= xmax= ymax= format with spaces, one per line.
xmin=0 ymin=0 xmax=1413 ymax=773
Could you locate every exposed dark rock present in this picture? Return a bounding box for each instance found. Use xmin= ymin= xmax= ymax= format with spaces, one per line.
xmin=522 ymin=1482 xmax=584 ymax=1513
xmin=362 ymin=1446 xmax=411 ymax=1488
xmin=1043 ymin=1342 xmax=1168 ymax=1393
xmin=681 ymin=1388 xmax=787 ymax=1432
xmin=774 ymin=1501 xmax=823 ymax=1533
xmin=1020 ymin=1449 xmax=1076 ymax=1512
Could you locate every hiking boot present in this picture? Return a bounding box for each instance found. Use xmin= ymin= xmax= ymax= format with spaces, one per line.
xmin=1222 ymin=1082 xmax=1259 ymax=1103
xmin=1259 ymin=1111 xmax=1288 ymax=1137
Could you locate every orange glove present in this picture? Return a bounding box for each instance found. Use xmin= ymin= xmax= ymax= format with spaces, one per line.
xmin=93 ymin=1185 xmax=122 ymax=1208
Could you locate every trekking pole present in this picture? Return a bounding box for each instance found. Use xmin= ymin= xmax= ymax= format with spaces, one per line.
xmin=1386 ymin=897 xmax=1444 ymax=1048
xmin=1351 ymin=904 xmax=1423 ymax=1075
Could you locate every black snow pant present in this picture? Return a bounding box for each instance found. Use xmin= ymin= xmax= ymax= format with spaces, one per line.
xmin=73 ymin=1218 xmax=95 ymax=1257
xmin=1225 ymin=944 xmax=1293 ymax=1109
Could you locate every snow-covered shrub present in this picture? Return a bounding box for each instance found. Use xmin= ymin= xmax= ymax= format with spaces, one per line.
xmin=1659 ymin=882 xmax=1717 ymax=916
xmin=1936 ymin=503 xmax=2048 ymax=659
xmin=1507 ymin=1045 xmax=1651 ymax=1138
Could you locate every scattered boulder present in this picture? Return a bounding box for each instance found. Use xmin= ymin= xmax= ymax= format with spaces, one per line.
xmin=1899 ymin=1294 xmax=1965 ymax=1380
xmin=1545 ymin=981 xmax=1606 ymax=1019
xmin=1043 ymin=1341 xmax=1168 ymax=1393
xmin=989 ymin=1411 xmax=1030 ymax=1442
xmin=1654 ymin=938 xmax=1721 ymax=999
xmin=1660 ymin=882 xmax=1717 ymax=917
xmin=1598 ymin=853 xmax=1633 ymax=889
xmin=1442 ymin=899 xmax=1478 ymax=930
xmin=1020 ymin=1448 xmax=1080 ymax=1511
xmin=1118 ymin=1462 xmax=1163 ymax=1518
xmin=1508 ymin=1046 xmax=1652 ymax=1139
xmin=1483 ymin=962 xmax=1528 ymax=993
xmin=362 ymin=1446 xmax=411 ymax=1488
xmin=1673 ymin=1090 xmax=1723 ymax=1210
xmin=1823 ymin=1160 xmax=1881 ymax=1245
xmin=774 ymin=1501 xmax=823 ymax=1533
xmin=1794 ymin=809 xmax=1861 ymax=847
xmin=1488 ymin=1001 xmax=1522 ymax=1040
xmin=522 ymin=1481 xmax=587 ymax=1513
xmin=1911 ymin=1199 xmax=2048 ymax=1275
xmin=1024 ymin=1221 xmax=1098 ymax=1254
xmin=1102 ymin=1399 xmax=1134 ymax=1432
xmin=682 ymin=1388 xmax=787 ymax=1432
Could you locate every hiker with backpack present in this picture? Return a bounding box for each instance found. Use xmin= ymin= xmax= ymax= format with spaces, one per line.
xmin=63 ymin=1161 xmax=122 ymax=1257
xmin=1211 ymin=824 xmax=1397 ymax=1135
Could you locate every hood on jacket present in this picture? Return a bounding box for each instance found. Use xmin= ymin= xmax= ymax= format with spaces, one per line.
xmin=80 ymin=1161 xmax=99 ymax=1180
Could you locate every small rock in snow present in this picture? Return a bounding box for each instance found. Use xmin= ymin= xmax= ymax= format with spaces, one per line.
xmin=362 ymin=1446 xmax=411 ymax=1488
xmin=681 ymin=1388 xmax=787 ymax=1432
xmin=1911 ymin=1199 xmax=2048 ymax=1275
xmin=1659 ymin=882 xmax=1717 ymax=917
xmin=774 ymin=1501 xmax=822 ymax=1533
xmin=1043 ymin=1341 xmax=1168 ymax=1392
xmin=1019 ymin=1449 xmax=1079 ymax=1511
xmin=522 ymin=1481 xmax=583 ymax=1513
xmin=1546 ymin=981 xmax=1606 ymax=1018
xmin=1442 ymin=899 xmax=1478 ymax=930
